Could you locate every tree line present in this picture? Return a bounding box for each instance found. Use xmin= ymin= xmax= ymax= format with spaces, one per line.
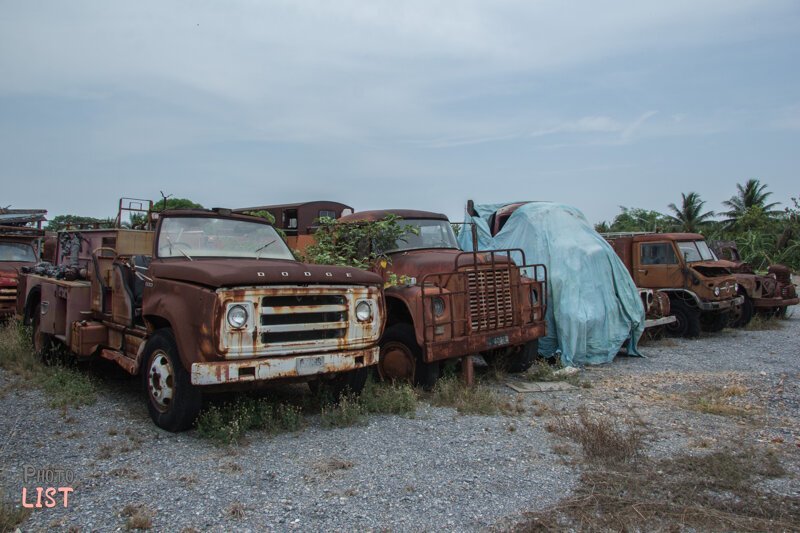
xmin=595 ymin=179 xmax=800 ymax=271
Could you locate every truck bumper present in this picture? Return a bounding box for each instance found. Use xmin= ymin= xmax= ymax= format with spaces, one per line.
xmin=424 ymin=322 xmax=546 ymax=363
xmin=752 ymin=296 xmax=799 ymax=308
xmin=190 ymin=346 xmax=379 ymax=386
xmin=697 ymin=295 xmax=743 ymax=311
xmin=645 ymin=315 xmax=677 ymax=328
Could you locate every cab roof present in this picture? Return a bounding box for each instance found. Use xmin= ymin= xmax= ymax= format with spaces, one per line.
xmin=339 ymin=209 xmax=449 ymax=222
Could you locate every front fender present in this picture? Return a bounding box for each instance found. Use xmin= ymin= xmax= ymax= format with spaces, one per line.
xmin=142 ymin=279 xmax=219 ymax=370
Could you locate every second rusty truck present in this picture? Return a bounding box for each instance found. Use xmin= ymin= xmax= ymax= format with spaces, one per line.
xmin=336 ymin=209 xmax=547 ymax=388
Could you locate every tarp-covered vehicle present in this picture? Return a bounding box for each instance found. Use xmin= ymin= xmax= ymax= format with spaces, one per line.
xmin=460 ymin=201 xmax=644 ymax=367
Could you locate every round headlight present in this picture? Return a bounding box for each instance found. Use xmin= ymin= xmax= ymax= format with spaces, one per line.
xmin=227 ymin=304 xmax=248 ymax=328
xmin=714 ymin=287 xmax=720 ymax=297
xmin=356 ymin=301 xmax=372 ymax=322
xmin=432 ymin=297 xmax=445 ymax=317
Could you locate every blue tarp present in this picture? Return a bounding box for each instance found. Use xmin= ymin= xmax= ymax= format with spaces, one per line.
xmin=459 ymin=202 xmax=644 ymax=366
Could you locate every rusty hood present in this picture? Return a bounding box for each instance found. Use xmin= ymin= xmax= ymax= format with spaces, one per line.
xmin=149 ymin=258 xmax=382 ymax=288
xmin=387 ymin=249 xmax=514 ymax=278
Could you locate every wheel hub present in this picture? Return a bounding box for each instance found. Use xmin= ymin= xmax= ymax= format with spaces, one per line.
xmin=148 ymin=351 xmax=175 ymax=412
xmin=379 ymin=342 xmax=415 ymax=382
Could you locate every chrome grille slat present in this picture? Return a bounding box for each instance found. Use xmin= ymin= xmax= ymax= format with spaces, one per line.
xmin=260 ymin=293 xmax=349 ymax=344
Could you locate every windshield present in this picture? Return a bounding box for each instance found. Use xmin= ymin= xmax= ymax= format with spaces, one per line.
xmin=0 ymin=242 xmax=36 ymax=262
xmin=157 ymin=216 xmax=294 ymax=260
xmin=677 ymin=240 xmax=714 ymax=263
xmin=390 ymin=219 xmax=459 ymax=252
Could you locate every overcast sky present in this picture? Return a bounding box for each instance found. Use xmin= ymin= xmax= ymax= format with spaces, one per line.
xmin=2 ymin=1 xmax=799 ymax=224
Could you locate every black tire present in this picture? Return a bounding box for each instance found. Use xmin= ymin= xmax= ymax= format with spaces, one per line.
xmin=308 ymin=367 xmax=369 ymax=401
xmin=489 ymin=340 xmax=539 ymax=373
xmin=700 ymin=311 xmax=729 ymax=333
xmin=142 ymin=329 xmax=201 ymax=432
xmin=730 ymin=295 xmax=754 ymax=328
xmin=378 ymin=323 xmax=439 ymax=390
xmin=665 ymin=299 xmax=701 ymax=338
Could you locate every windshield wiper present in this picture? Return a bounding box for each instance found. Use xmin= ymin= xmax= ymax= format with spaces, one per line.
xmin=164 ymin=235 xmax=193 ymax=261
xmin=255 ymin=239 xmax=277 ymax=260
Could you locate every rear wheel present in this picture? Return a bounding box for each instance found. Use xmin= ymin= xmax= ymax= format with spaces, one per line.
xmin=665 ymin=299 xmax=701 ymax=338
xmin=378 ymin=323 xmax=439 ymax=390
xmin=142 ymin=329 xmax=201 ymax=432
xmin=31 ymin=302 xmax=62 ymax=365
xmin=488 ymin=340 xmax=539 ymax=373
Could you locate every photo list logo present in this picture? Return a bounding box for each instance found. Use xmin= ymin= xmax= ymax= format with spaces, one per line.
xmin=21 ymin=465 xmax=74 ymax=508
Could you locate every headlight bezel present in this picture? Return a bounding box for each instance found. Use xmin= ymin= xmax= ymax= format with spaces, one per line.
xmin=432 ymin=297 xmax=446 ymax=317
xmin=355 ymin=300 xmax=373 ymax=322
xmin=226 ymin=304 xmax=249 ymax=329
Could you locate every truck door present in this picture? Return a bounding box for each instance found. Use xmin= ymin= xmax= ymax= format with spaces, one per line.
xmin=634 ymin=241 xmax=682 ymax=289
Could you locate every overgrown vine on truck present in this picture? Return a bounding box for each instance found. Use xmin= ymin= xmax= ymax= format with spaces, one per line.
xmin=302 ymin=215 xmax=418 ymax=286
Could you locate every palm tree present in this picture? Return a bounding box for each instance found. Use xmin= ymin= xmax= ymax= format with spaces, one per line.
xmin=721 ymin=179 xmax=781 ymax=226
xmin=667 ymin=192 xmax=715 ymax=233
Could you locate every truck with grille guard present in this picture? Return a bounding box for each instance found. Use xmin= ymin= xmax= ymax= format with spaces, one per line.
xmin=336 ymin=209 xmax=547 ymax=388
xmin=17 ymin=202 xmax=384 ymax=431
xmin=604 ymin=232 xmax=744 ymax=337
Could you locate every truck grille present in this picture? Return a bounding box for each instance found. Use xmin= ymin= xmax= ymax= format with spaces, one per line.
xmin=0 ymin=287 xmax=16 ymax=305
xmin=260 ymin=295 xmax=348 ymax=344
xmin=466 ymin=269 xmax=514 ymax=332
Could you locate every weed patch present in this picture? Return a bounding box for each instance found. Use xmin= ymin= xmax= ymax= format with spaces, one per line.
xmin=429 ymin=375 xmax=503 ymax=416
xmin=1 ymin=489 xmax=31 ymax=532
xmin=516 ymin=446 xmax=796 ymax=532
xmin=686 ymin=385 xmax=754 ymax=418
xmin=0 ymin=320 xmax=97 ymax=408
xmin=320 ymin=393 xmax=366 ymax=428
xmin=745 ymin=314 xmax=784 ymax=331
xmin=546 ymin=409 xmax=642 ymax=463
xmin=196 ymin=397 xmax=304 ymax=446
xmin=121 ymin=503 xmax=153 ymax=530
xmin=359 ymin=378 xmax=417 ymax=417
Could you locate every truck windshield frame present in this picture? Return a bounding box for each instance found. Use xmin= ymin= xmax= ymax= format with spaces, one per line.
xmin=388 ymin=219 xmax=459 ymax=253
xmin=677 ymin=240 xmax=714 ymax=263
xmin=0 ymin=242 xmax=36 ymax=262
xmin=156 ymin=216 xmax=295 ymax=260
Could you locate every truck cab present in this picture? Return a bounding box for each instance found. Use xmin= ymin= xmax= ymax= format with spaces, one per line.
xmin=337 ymin=210 xmax=547 ymax=388
xmin=606 ymin=233 xmax=744 ymax=337
xmin=18 ymin=204 xmax=385 ymax=431
xmin=0 ymin=210 xmax=46 ymax=319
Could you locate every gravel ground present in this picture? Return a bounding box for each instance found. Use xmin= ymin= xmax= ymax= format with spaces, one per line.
xmin=1 ymin=306 xmax=798 ymax=531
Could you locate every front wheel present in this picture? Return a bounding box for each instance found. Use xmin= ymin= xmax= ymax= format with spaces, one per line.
xmin=730 ymin=295 xmax=754 ymax=328
xmin=378 ymin=323 xmax=439 ymax=390
xmin=665 ymin=299 xmax=701 ymax=338
xmin=142 ymin=329 xmax=201 ymax=432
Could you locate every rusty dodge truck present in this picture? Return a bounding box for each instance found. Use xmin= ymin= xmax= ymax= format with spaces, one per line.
xmin=17 ymin=203 xmax=385 ymax=431
xmin=604 ymin=232 xmax=743 ymax=337
xmin=710 ymin=240 xmax=798 ymax=322
xmin=336 ymin=209 xmax=547 ymax=388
